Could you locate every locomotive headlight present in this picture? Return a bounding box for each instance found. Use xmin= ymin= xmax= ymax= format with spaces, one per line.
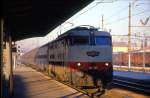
xmin=77 ymin=63 xmax=81 ymax=67
xmin=105 ymin=63 xmax=109 ymax=66
xmin=89 ymin=67 xmax=92 ymax=69
xmin=94 ymin=66 xmax=97 ymax=69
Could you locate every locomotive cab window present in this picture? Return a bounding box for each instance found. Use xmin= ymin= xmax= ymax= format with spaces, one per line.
xmin=72 ymin=36 xmax=89 ymax=45
xmin=95 ymin=36 xmax=111 ymax=45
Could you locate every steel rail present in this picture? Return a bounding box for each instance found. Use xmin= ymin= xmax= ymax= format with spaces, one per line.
xmin=112 ymin=78 xmax=150 ymax=93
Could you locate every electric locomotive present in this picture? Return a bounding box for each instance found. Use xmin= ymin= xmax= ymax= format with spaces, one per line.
xmin=21 ymin=25 xmax=113 ymax=92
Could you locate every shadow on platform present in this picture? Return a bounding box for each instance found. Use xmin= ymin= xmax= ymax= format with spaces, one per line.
xmin=13 ymin=75 xmax=27 ymax=98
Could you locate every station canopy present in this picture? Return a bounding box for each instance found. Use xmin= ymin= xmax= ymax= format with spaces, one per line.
xmin=3 ymin=0 xmax=93 ymax=41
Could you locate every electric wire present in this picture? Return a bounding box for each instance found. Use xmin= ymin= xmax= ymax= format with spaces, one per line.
xmin=69 ymin=0 xmax=105 ymax=21
xmin=104 ymin=9 xmax=150 ymax=25
xmin=105 ymin=5 xmax=128 ymax=21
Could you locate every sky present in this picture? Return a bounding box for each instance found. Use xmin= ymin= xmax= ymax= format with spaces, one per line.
xmin=17 ymin=0 xmax=150 ymax=53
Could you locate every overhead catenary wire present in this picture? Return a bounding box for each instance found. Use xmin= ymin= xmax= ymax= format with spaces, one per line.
xmin=104 ymin=9 xmax=150 ymax=25
xmin=112 ymin=34 xmax=150 ymax=39
xmin=105 ymin=5 xmax=129 ymax=21
xmin=69 ymin=0 xmax=105 ymax=21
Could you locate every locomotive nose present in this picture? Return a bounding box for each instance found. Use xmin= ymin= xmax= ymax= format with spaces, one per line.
xmin=88 ymin=62 xmax=111 ymax=71
xmin=89 ymin=63 xmax=98 ymax=69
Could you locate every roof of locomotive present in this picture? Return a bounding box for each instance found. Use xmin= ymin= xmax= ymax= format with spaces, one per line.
xmin=57 ymin=26 xmax=111 ymax=39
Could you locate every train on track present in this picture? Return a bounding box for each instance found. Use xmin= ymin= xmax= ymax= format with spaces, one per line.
xmin=21 ymin=25 xmax=113 ymax=92
xmin=113 ymin=51 xmax=150 ymax=67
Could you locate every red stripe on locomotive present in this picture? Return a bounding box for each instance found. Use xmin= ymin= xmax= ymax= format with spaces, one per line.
xmin=68 ymin=62 xmax=112 ymax=71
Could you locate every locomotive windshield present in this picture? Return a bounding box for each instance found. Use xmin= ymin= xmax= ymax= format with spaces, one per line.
xmin=70 ymin=36 xmax=111 ymax=46
xmin=95 ymin=36 xmax=111 ymax=45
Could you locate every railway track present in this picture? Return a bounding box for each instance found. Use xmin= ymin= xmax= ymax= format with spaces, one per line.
xmin=37 ymin=69 xmax=150 ymax=97
xmin=59 ymin=81 xmax=105 ymax=98
xmin=53 ymin=77 xmax=150 ymax=98
xmin=112 ymin=77 xmax=150 ymax=95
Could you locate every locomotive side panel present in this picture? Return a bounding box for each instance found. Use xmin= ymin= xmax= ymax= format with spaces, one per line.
xmin=48 ymin=39 xmax=70 ymax=81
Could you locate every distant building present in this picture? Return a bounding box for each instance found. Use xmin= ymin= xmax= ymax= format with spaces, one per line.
xmin=113 ymin=42 xmax=128 ymax=53
xmin=112 ymin=41 xmax=150 ymax=53
xmin=112 ymin=35 xmax=149 ymax=53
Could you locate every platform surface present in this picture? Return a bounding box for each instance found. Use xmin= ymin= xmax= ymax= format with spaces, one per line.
xmin=13 ymin=66 xmax=90 ymax=98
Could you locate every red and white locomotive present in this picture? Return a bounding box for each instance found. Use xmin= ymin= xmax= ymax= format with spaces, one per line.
xmin=22 ymin=25 xmax=113 ymax=91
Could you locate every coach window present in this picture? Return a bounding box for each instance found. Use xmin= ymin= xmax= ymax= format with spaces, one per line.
xmin=49 ymin=45 xmax=53 ymax=49
xmin=72 ymin=36 xmax=89 ymax=45
xmin=67 ymin=38 xmax=72 ymax=45
xmin=54 ymin=43 xmax=57 ymax=48
xmin=61 ymin=40 xmax=65 ymax=46
xmin=50 ymin=54 xmax=55 ymax=59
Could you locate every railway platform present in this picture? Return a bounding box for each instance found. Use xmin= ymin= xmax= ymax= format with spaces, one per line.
xmin=12 ymin=65 xmax=90 ymax=98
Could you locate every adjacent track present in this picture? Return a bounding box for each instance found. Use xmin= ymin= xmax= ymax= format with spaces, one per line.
xmin=112 ymin=77 xmax=150 ymax=95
